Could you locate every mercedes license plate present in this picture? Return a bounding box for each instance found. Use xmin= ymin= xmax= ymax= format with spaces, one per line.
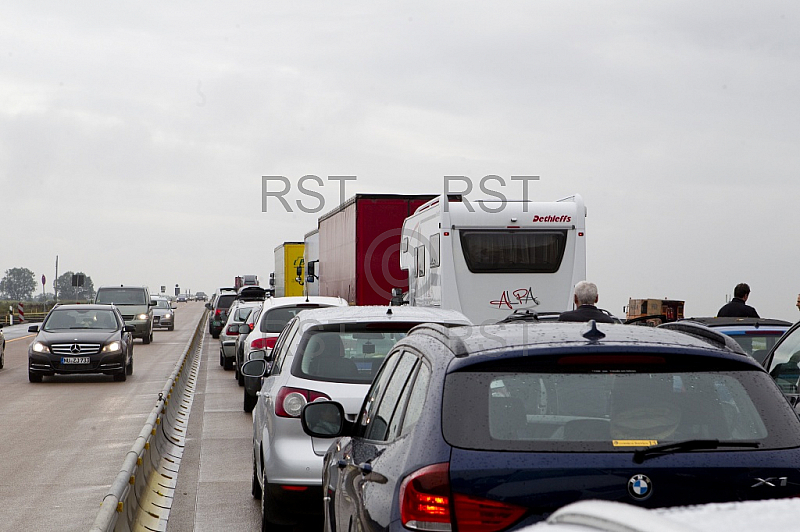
xmin=62 ymin=357 xmax=90 ymax=365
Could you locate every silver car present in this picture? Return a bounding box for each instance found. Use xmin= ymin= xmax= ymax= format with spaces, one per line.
xmin=150 ymin=297 xmax=176 ymax=331
xmin=242 ymin=305 xmax=471 ymax=529
xmin=219 ymin=300 xmax=262 ymax=370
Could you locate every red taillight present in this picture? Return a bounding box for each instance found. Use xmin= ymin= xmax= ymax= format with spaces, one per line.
xmin=400 ymin=463 xmax=451 ymax=529
xmin=453 ymin=493 xmax=527 ymax=532
xmin=214 ymin=309 xmax=221 ymax=317
xmin=248 ymin=323 xmax=255 ymax=331
xmin=274 ymin=387 xmax=330 ymax=418
xmin=250 ymin=336 xmax=278 ymax=350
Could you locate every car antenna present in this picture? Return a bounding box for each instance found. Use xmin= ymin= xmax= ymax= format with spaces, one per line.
xmin=582 ymin=320 xmax=606 ymax=341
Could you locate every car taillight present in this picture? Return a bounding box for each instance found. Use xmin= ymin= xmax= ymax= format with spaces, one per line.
xmin=453 ymin=493 xmax=526 ymax=532
xmin=248 ymin=323 xmax=254 ymax=331
xmin=400 ymin=463 xmax=452 ymax=531
xmin=251 ymin=336 xmax=277 ymax=350
xmin=226 ymin=324 xmax=239 ymax=335
xmin=274 ymin=387 xmax=331 ymax=418
xmin=214 ymin=309 xmax=221 ymax=318
xmin=399 ymin=463 xmax=526 ymax=532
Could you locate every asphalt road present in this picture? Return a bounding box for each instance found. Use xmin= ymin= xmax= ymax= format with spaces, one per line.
xmin=0 ymin=302 xmax=206 ymax=531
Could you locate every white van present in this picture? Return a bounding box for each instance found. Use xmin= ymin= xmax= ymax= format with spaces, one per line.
xmin=399 ymin=194 xmax=586 ymax=324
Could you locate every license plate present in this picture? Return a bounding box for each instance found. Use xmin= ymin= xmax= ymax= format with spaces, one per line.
xmin=62 ymin=357 xmax=90 ymax=365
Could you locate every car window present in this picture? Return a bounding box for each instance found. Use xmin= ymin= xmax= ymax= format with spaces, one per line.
xmin=44 ymin=309 xmax=119 ymax=330
xmin=768 ymin=327 xmax=800 ymax=389
xmin=270 ymin=319 xmax=300 ymax=376
xmin=96 ymin=288 xmax=147 ymax=305
xmin=356 ymin=351 xmax=402 ymax=437
xmin=442 ymin=354 xmax=800 ymax=452
xmin=294 ymin=327 xmax=409 ymax=384
xmin=215 ymin=294 xmax=236 ymax=310
xmin=362 ymin=351 xmax=418 ymax=442
xmin=401 ymin=362 xmax=431 ymax=436
xmin=260 ymin=305 xmax=326 ymax=333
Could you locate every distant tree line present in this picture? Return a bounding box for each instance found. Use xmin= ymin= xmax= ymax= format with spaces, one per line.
xmin=0 ymin=267 xmax=95 ymax=301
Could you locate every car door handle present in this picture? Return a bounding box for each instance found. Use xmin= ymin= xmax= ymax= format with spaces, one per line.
xmin=358 ymin=462 xmax=372 ymax=475
xmin=337 ymin=459 xmax=348 ymax=469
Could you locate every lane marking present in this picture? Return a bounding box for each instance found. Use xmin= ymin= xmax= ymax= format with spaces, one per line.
xmin=7 ymin=334 xmax=35 ymax=343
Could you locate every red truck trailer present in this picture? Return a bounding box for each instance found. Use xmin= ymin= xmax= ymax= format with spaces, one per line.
xmin=317 ymin=194 xmax=434 ymax=305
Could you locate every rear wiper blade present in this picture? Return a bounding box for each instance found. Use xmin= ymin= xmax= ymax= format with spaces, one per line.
xmin=633 ymin=439 xmax=760 ymax=464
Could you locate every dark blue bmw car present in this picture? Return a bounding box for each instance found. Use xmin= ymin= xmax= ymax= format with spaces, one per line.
xmin=301 ymin=321 xmax=800 ymax=532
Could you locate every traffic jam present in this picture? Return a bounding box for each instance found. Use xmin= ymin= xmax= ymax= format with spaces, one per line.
xmin=205 ymin=192 xmax=800 ymax=532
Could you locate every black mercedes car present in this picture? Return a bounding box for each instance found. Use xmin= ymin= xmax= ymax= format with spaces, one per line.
xmin=28 ymin=304 xmax=135 ymax=382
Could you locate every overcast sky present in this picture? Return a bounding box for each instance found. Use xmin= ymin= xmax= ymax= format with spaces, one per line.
xmin=2 ymin=2 xmax=799 ymax=320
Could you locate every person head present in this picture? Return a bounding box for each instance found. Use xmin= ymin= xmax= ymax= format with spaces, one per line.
xmin=573 ymin=281 xmax=599 ymax=306
xmin=796 ymin=293 xmax=800 ymax=312
xmin=733 ymin=283 xmax=751 ymax=301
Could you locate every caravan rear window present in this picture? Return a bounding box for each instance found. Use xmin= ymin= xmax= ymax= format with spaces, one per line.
xmin=459 ymin=230 xmax=567 ymax=273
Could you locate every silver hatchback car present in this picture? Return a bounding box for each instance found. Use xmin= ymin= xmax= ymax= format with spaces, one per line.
xmin=242 ymin=305 xmax=471 ymax=530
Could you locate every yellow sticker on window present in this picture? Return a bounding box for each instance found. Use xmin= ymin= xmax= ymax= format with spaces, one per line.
xmin=612 ymin=440 xmax=658 ymax=447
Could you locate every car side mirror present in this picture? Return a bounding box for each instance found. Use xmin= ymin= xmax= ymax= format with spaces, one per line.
xmin=124 ymin=325 xmax=135 ymax=332
xmin=28 ymin=325 xmax=39 ymax=333
xmin=301 ymin=401 xmax=346 ymax=438
xmin=238 ymin=324 xmax=250 ymax=334
xmin=248 ymin=349 xmax=273 ymax=363
xmin=149 ymin=301 xmax=157 ymax=306
xmin=205 ymin=303 xmax=211 ymax=310
xmin=171 ymin=305 xmax=177 ymax=310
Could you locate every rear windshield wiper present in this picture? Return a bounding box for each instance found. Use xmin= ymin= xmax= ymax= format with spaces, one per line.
xmin=633 ymin=439 xmax=760 ymax=464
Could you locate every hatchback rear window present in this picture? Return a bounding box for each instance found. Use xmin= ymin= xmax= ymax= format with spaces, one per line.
xmin=442 ymin=354 xmax=800 ymax=452
xmin=293 ymin=326 xmax=413 ymax=384
xmin=215 ymin=294 xmax=236 ymax=310
xmin=260 ymin=305 xmax=327 ymax=333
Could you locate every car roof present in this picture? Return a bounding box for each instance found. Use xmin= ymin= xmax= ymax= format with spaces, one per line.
xmin=294 ymin=305 xmax=472 ymax=327
xmin=51 ymin=304 xmax=118 ymax=311
xmin=681 ymin=316 xmax=792 ymax=329
xmin=97 ymin=285 xmax=148 ymax=290
xmin=403 ymin=321 xmax=756 ymax=362
xmin=260 ymin=296 xmax=348 ymax=309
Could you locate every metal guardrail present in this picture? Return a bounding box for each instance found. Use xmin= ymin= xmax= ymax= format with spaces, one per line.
xmin=89 ymin=309 xmax=208 ymax=532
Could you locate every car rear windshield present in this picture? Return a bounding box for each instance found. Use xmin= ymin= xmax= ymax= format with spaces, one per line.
xmin=215 ymin=294 xmax=236 ymax=310
xmin=96 ymin=288 xmax=147 ymax=305
xmin=442 ymin=354 xmax=800 ymax=452
xmin=259 ymin=304 xmax=328 ymax=333
xmin=459 ymin=230 xmax=567 ymax=273
xmin=293 ymin=325 xmax=414 ymax=384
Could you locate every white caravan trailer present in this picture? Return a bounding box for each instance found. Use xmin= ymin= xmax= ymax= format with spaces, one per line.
xmin=399 ymin=194 xmax=586 ymax=324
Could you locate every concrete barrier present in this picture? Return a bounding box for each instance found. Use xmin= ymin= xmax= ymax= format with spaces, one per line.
xmin=89 ymin=309 xmax=207 ymax=532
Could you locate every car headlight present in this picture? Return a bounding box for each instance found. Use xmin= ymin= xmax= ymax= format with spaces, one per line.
xmin=102 ymin=341 xmax=122 ymax=353
xmin=32 ymin=341 xmax=50 ymax=353
xmin=164 ymin=313 xmax=172 ymax=319
xmin=136 ymin=314 xmax=149 ymax=320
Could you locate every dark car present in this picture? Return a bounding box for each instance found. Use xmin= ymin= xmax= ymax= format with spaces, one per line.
xmin=27 ymin=304 xmax=135 ymax=382
xmin=302 ymin=321 xmax=800 ymax=531
xmin=95 ymin=285 xmax=155 ymax=344
xmin=676 ymin=317 xmax=791 ymax=366
xmin=207 ymin=288 xmax=238 ymax=338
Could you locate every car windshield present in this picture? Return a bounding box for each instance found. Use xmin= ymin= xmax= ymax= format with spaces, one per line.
xmin=44 ymin=309 xmax=118 ymax=330
xmin=295 ymin=327 xmax=409 ymax=384
xmin=96 ymin=288 xmax=146 ymax=305
xmin=153 ymin=300 xmax=171 ymax=309
xmin=443 ymin=355 xmax=800 ymax=452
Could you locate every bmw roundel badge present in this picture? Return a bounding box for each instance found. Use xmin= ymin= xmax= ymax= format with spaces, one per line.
xmin=628 ymin=474 xmax=652 ymax=500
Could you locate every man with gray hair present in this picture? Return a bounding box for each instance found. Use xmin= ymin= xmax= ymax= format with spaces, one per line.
xmin=558 ymin=281 xmax=616 ymax=323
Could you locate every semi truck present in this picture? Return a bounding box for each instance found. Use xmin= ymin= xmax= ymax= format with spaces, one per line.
xmin=399 ymin=193 xmax=587 ymax=324
xmin=272 ymin=243 xmax=305 ymax=297
xmin=313 ymin=194 xmax=435 ymax=305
